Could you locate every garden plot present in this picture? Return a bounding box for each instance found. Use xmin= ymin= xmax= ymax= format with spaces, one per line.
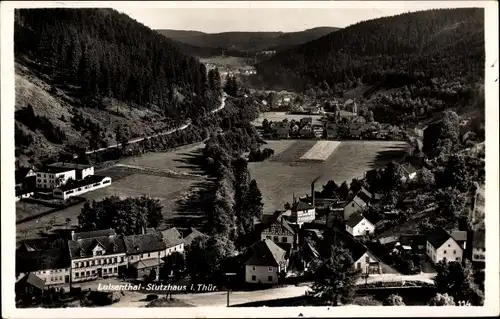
xmin=299 ymin=141 xmax=341 ymax=161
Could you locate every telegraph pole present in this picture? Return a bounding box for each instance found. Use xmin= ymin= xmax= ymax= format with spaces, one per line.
xmin=223 ymin=272 xmax=237 ymax=307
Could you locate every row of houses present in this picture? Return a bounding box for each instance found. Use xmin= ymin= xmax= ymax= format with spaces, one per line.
xmin=15 ymin=227 xmax=208 ymax=289
xmin=15 ymin=162 xmax=112 ymax=201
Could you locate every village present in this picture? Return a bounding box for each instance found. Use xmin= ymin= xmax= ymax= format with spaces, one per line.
xmin=14 ymin=150 xmax=486 ymax=306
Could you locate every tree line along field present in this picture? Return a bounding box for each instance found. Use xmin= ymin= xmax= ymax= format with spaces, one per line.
xmin=15 ymin=143 xmax=209 ymax=243
xmin=16 ymin=138 xmax=409 ymax=241
xmin=249 ymin=140 xmax=410 ymax=212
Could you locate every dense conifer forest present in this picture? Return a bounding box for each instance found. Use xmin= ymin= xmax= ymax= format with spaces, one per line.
xmin=14 ymin=8 xmax=223 ymax=166
xmin=15 ymin=8 xmax=221 ymax=120
xmin=256 ymin=9 xmax=484 ymax=91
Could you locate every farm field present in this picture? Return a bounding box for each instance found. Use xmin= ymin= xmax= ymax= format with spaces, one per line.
xmin=118 ymin=142 xmax=206 ymax=175
xmin=16 ymin=201 xmax=53 ymax=223
xmin=249 ymin=140 xmax=410 ymax=212
xmin=16 ymin=144 xmax=209 ymax=243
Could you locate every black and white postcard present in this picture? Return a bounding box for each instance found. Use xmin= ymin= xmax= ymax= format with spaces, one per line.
xmin=1 ymin=1 xmax=498 ymax=317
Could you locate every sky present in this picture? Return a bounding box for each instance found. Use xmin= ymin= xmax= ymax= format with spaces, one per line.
xmin=117 ymin=2 xmax=479 ymax=33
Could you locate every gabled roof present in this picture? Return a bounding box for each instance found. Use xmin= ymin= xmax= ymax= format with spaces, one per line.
xmin=16 ymin=246 xmax=71 ymax=274
xmin=18 ymin=273 xmax=45 ymax=290
xmin=183 ymin=228 xmax=208 ymax=247
xmin=68 ymin=235 xmax=126 ymax=259
xmin=15 ymin=167 xmax=35 ymax=184
xmin=292 ymin=200 xmax=315 ymax=211
xmin=160 ymin=227 xmax=184 ymax=248
xmin=346 ymin=212 xmax=367 ymax=228
xmin=72 ymin=229 xmax=116 ymax=240
xmin=333 ymin=229 xmax=370 ymax=262
xmin=123 ymin=233 xmax=167 ymax=255
xmin=451 ymin=231 xmax=467 ymax=242
xmin=357 ymin=187 xmax=372 ymax=203
xmin=245 ymin=239 xmax=287 ymax=267
xmin=427 ymin=227 xmax=455 ymax=249
xmin=473 ymin=229 xmax=485 ymax=249
xmin=262 ymin=217 xmax=296 ymax=235
xmin=402 ymin=163 xmax=418 ymax=175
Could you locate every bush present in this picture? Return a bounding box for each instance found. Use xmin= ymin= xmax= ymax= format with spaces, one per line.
xmin=145 ymin=294 xmax=159 ymax=301
xmin=384 ymin=294 xmax=405 ymax=306
xmin=428 ymin=293 xmax=455 ymax=306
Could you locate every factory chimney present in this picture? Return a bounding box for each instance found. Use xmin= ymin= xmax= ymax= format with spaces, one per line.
xmin=311 ymin=176 xmax=321 ymax=207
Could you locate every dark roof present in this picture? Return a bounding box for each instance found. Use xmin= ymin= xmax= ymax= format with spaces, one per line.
xmin=333 ymin=229 xmax=369 ymax=262
xmin=123 ymin=233 xmax=167 ymax=255
xmin=17 ymin=273 xmax=45 ymax=290
xmin=183 ymin=228 xmax=209 ymax=247
xmin=292 ymin=200 xmax=315 ymax=211
xmin=15 ymin=167 xmax=35 ymax=184
xmin=276 ymin=242 xmax=293 ymax=259
xmin=402 ymin=163 xmax=418 ymax=174
xmin=451 ymin=231 xmax=467 ymax=242
xmin=356 ymin=187 xmax=372 ymax=203
xmin=56 ymin=175 xmax=110 ymax=191
xmin=331 ymin=201 xmax=348 ymax=209
xmin=72 ymin=229 xmax=117 ymax=240
xmin=68 ymin=235 xmax=126 ymax=260
xmin=427 ymin=227 xmax=453 ymax=249
xmin=48 ymin=162 xmax=92 ymax=170
xmin=473 ymin=229 xmax=485 ymax=249
xmin=245 ymin=239 xmax=287 ymax=267
xmin=346 ymin=213 xmax=367 ymax=228
xmin=41 ymin=166 xmax=77 ymax=174
xmin=161 ymin=227 xmax=184 ymax=248
xmin=16 ymin=247 xmax=71 ymax=274
xmin=399 ymin=234 xmax=427 ymax=247
xmin=263 ymin=217 xmax=296 ymax=235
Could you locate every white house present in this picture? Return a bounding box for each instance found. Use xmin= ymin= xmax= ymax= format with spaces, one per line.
xmin=161 ymin=227 xmax=185 ymax=256
xmin=402 ymin=163 xmax=418 ymax=181
xmin=289 ymin=200 xmax=316 ymax=226
xmin=472 ymin=229 xmax=485 ymax=263
xmin=68 ymin=229 xmax=127 ymax=282
xmin=345 ymin=213 xmax=375 ymax=237
xmin=47 ymin=162 xmax=94 ymax=180
xmin=36 ymin=167 xmax=76 ymax=190
xmin=344 ymin=187 xmax=372 ymax=220
xmin=52 ymin=175 xmax=111 ymax=200
xmin=245 ymin=239 xmax=288 ymax=284
xmin=426 ymin=227 xmax=463 ymax=264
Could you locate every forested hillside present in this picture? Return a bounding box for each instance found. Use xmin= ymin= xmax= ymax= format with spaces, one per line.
xmin=157 ymin=27 xmax=339 ymax=53
xmin=254 ymin=8 xmax=484 ymax=125
xmin=14 ymin=8 xmax=221 ymax=166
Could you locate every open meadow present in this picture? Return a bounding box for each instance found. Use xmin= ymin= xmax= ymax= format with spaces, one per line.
xmin=16 ymin=143 xmax=210 ymax=242
xmin=249 ymin=140 xmax=410 ymax=212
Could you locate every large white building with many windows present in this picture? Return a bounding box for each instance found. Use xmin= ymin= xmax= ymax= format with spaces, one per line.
xmin=67 ymin=229 xmax=127 ymax=282
xmin=426 ymin=227 xmax=463 ymax=264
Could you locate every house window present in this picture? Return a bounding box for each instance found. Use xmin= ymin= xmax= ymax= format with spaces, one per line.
xmin=357 ymin=262 xmax=361 ymax=269
xmin=103 ymin=269 xmax=107 ymax=274
xmin=456 ymin=257 xmax=461 ymax=261
xmin=282 ymin=237 xmax=288 ymax=243
xmin=268 ymin=276 xmax=273 ymax=282
xmin=365 ymin=256 xmax=370 ymax=263
xmin=121 ymin=257 xmax=124 ymax=263
xmin=252 ymin=267 xmax=256 ymax=271
xmin=444 ymin=250 xmax=447 ymax=254
xmin=453 ymin=250 xmax=456 ymax=255
xmin=273 ymin=236 xmax=279 ymax=242
xmin=448 ymin=244 xmax=451 ymax=247
xmin=251 ymin=275 xmax=256 ymax=281
xmin=148 ymin=253 xmax=150 ymax=258
xmin=268 ymin=267 xmax=273 ymax=272
xmin=86 ymin=271 xmax=90 ymax=276
xmin=75 ymin=273 xmax=79 ymax=278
